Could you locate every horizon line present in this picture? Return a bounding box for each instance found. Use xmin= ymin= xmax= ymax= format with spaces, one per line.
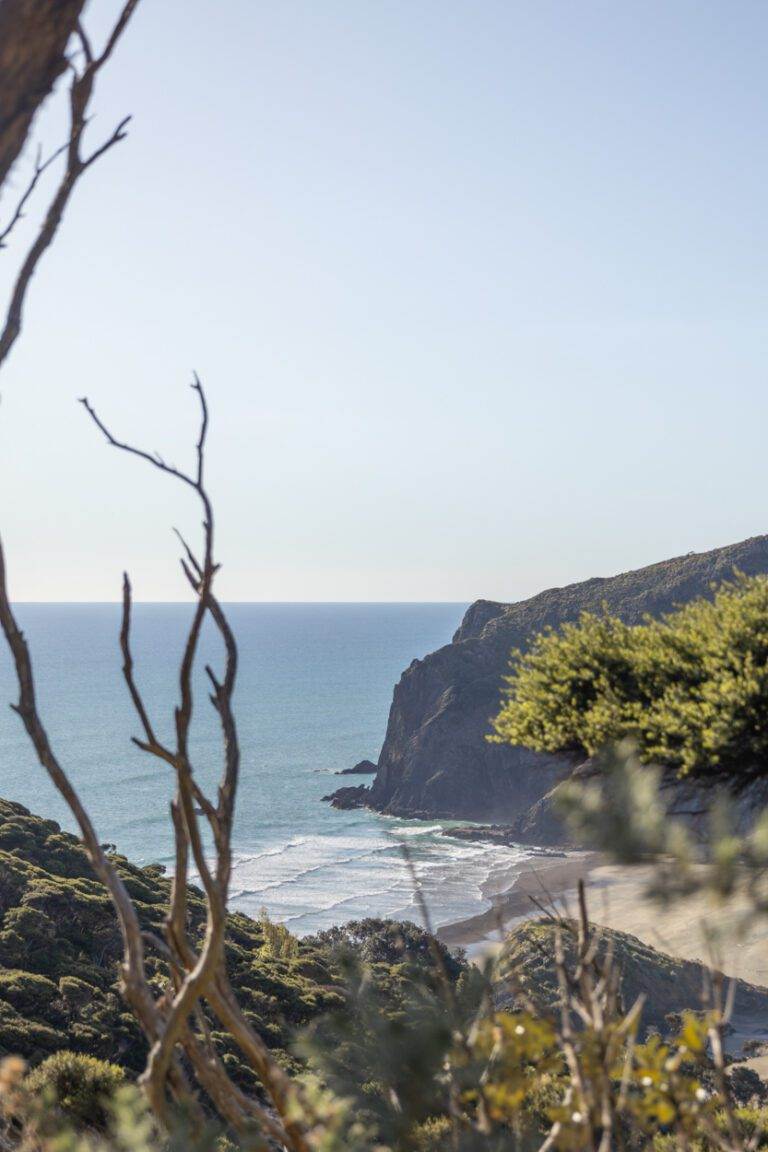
xmin=9 ymin=599 xmax=474 ymax=606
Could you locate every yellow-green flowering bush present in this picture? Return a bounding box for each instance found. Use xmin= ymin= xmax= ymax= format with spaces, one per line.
xmin=492 ymin=574 xmax=768 ymax=790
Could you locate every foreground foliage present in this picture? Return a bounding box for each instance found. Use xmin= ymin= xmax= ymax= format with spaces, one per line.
xmin=497 ymin=918 xmax=768 ymax=1039
xmin=4 ymin=915 xmax=768 ymax=1152
xmin=492 ymin=573 xmax=768 ymax=790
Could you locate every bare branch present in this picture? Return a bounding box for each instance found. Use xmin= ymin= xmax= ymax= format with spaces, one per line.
xmin=77 ymin=381 xmax=312 ymax=1146
xmin=81 ymin=114 xmax=132 ymax=170
xmin=80 ymin=396 xmax=199 ymax=493
xmin=120 ymin=572 xmax=169 ymax=759
xmin=0 ymin=140 xmax=68 ymax=249
xmin=0 ymin=534 xmax=198 ymax=1122
xmin=95 ymin=0 xmax=141 ymax=70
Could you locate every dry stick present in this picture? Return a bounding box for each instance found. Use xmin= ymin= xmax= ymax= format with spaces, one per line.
xmin=707 ymin=971 xmax=745 ymax=1152
xmin=143 ymin=934 xmax=289 ymax=1145
xmin=146 ymin=867 xmax=292 ymax=1145
xmin=81 ymin=382 xmax=311 ymax=1152
xmin=120 ymin=573 xmax=169 ymax=760
xmin=0 ymin=537 xmax=199 ymax=1122
xmin=0 ymin=0 xmax=139 ymax=370
xmin=121 ymin=572 xmax=217 ymax=823
xmin=554 ymin=925 xmax=593 ymax=1148
xmin=550 ymin=882 xmax=646 ymax=1152
xmin=176 ymin=541 xmax=238 ymax=885
xmin=0 ymin=141 xmax=68 ymax=248
xmin=81 ymin=387 xmax=219 ymax=896
xmin=0 ymin=3 xmax=294 ymax=1139
xmin=81 ymin=389 xmax=231 ymax=1115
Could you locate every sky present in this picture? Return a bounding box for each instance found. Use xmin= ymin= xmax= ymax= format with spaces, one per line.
xmin=0 ymin=0 xmax=767 ymax=602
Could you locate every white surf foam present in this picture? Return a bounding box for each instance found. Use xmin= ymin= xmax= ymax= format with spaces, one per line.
xmin=219 ymin=822 xmax=533 ymax=935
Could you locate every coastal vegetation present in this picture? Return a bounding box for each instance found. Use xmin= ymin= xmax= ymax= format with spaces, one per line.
xmin=4 ymin=833 xmax=768 ymax=1151
xmin=492 ymin=574 xmax=768 ymax=791
xmin=0 ymin=797 xmax=468 ymax=1087
xmin=0 ymin=798 xmax=341 ymax=1075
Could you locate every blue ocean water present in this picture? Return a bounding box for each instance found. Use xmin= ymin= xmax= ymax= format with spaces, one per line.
xmin=0 ymin=604 xmax=530 ymax=934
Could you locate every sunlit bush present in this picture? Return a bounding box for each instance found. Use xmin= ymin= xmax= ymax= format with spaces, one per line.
xmin=491 ymin=574 xmax=768 ymax=790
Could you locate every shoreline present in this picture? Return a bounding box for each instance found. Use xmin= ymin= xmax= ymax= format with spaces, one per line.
xmin=438 ymin=850 xmax=603 ymax=951
xmin=438 ymin=849 xmax=768 ymax=993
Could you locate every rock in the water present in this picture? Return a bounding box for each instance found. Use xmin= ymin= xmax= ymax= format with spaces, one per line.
xmin=361 ymin=535 xmax=768 ymax=823
xmin=336 ymin=759 xmax=378 ymax=776
xmin=322 ymin=784 xmax=370 ymax=809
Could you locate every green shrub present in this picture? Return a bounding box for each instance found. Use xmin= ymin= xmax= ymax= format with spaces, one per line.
xmin=491 ymin=574 xmax=768 ymax=790
xmin=25 ymin=1050 xmax=125 ymax=1130
xmin=258 ymin=907 xmax=300 ymax=959
xmin=58 ymin=975 xmax=97 ymax=1010
xmin=0 ymin=970 xmax=58 ymax=1014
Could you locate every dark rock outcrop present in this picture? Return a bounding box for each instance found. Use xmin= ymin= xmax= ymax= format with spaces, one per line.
xmin=325 ymin=535 xmax=768 ymax=823
xmin=503 ymin=782 xmax=576 ymax=847
xmin=336 ymin=760 xmax=378 ymax=776
xmin=321 ymin=784 xmax=370 ymax=809
xmin=501 ymin=760 xmax=768 ymax=849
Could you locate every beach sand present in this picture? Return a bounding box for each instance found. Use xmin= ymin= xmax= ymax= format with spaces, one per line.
xmin=439 ymin=852 xmax=768 ymax=990
xmin=438 ymin=852 xmax=602 ymax=950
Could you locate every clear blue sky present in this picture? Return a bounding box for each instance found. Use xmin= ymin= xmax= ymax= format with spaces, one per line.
xmin=1 ymin=0 xmax=766 ymax=601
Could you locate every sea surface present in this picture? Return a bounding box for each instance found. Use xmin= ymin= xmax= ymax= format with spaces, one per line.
xmin=0 ymin=604 xmax=531 ymax=935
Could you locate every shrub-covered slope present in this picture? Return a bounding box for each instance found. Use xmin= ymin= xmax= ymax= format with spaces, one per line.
xmin=497 ymin=919 xmax=768 ymax=1041
xmin=0 ymin=798 xmax=345 ymax=1074
xmin=0 ymin=797 xmax=469 ymax=1088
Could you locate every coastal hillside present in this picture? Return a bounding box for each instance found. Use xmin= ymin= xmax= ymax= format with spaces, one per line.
xmin=497 ymin=919 xmax=768 ymax=1044
xmin=0 ymin=798 xmax=463 ymax=1083
xmin=329 ymin=535 xmax=768 ymax=821
xmin=0 ymin=799 xmax=345 ymax=1078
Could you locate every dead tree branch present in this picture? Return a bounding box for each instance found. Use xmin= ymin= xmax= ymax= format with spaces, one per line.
xmin=78 ymin=379 xmax=311 ymax=1149
xmin=0 ymin=140 xmax=68 ymax=248
xmin=0 ymin=537 xmax=199 ymax=1123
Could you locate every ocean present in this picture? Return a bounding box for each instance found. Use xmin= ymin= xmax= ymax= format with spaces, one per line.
xmin=0 ymin=604 xmax=531 ymax=936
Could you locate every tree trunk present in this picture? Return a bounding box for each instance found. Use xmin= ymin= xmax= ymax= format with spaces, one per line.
xmin=0 ymin=0 xmax=85 ymax=194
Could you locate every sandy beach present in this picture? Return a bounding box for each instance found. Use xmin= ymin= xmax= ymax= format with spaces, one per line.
xmin=438 ymin=851 xmax=602 ymax=950
xmin=439 ymin=851 xmax=768 ymax=991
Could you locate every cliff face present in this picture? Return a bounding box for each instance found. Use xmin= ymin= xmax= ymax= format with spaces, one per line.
xmin=353 ymin=535 xmax=768 ymax=821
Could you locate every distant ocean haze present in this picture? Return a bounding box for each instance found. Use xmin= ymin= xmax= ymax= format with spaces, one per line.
xmin=0 ymin=603 xmax=533 ymax=933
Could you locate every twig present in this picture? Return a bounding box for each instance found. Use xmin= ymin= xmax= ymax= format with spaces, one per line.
xmin=79 ymin=380 xmax=311 ymax=1150
xmin=0 ymin=141 xmax=68 ymax=249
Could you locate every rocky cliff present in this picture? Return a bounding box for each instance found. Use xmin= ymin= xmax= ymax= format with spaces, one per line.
xmin=327 ymin=535 xmax=768 ymax=822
